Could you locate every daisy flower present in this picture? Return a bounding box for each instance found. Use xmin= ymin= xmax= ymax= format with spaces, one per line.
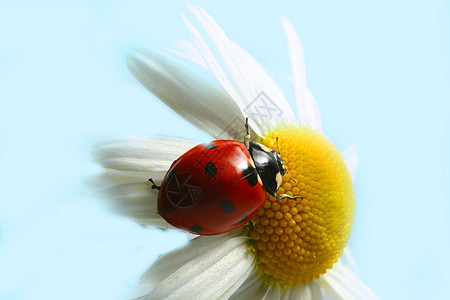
xmin=91 ymin=5 xmax=379 ymax=300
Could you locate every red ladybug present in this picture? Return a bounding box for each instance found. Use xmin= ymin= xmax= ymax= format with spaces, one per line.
xmin=150 ymin=119 xmax=301 ymax=235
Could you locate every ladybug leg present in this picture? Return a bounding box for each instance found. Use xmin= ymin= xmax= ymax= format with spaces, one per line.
xmin=274 ymin=193 xmax=303 ymax=200
xmin=248 ymin=220 xmax=255 ymax=230
xmin=244 ymin=117 xmax=250 ymax=148
xmin=148 ymin=178 xmax=160 ymax=190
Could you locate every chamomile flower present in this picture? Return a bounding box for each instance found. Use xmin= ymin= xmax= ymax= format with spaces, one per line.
xmin=91 ymin=5 xmax=379 ymax=300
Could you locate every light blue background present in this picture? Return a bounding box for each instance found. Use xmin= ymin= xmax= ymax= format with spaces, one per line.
xmin=1 ymin=1 xmax=449 ymax=299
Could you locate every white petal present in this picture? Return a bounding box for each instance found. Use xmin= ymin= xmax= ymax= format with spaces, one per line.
xmin=140 ymin=233 xmax=255 ymax=300
xmin=318 ymin=273 xmax=354 ymax=300
xmin=141 ymin=230 xmax=242 ymax=285
xmin=289 ymin=284 xmax=311 ymax=300
xmin=184 ymin=5 xmax=296 ymax=135
xmin=128 ymin=49 xmax=249 ymax=140
xmin=95 ymin=181 xmax=157 ymax=214
xmin=167 ymin=39 xmax=208 ymax=69
xmin=167 ymin=39 xmax=296 ymax=136
xmin=93 ymin=137 xmax=195 ymax=172
xmin=231 ymin=41 xmax=298 ymax=128
xmin=280 ymin=17 xmax=322 ymax=132
xmin=180 ymin=15 xmax=255 ymax=139
xmin=93 ymin=180 xmax=171 ymax=227
xmin=90 ymin=137 xmax=194 ymax=227
xmin=262 ymin=285 xmax=285 ymax=300
xmin=339 ymin=247 xmax=360 ymax=275
xmin=229 ymin=271 xmax=267 ymax=300
xmin=319 ymin=262 xmax=380 ymax=300
xmin=309 ymin=280 xmax=324 ymax=300
xmin=342 ymin=145 xmax=358 ymax=183
xmin=280 ymin=288 xmax=292 ymax=300
xmin=86 ymin=169 xmax=167 ymax=190
xmin=261 ymin=285 xmax=277 ymax=300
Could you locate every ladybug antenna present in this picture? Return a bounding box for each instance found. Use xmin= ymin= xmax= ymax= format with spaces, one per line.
xmin=276 ymin=136 xmax=298 ymax=184
xmin=244 ymin=117 xmax=250 ymax=148
xmin=285 ymin=166 xmax=298 ymax=184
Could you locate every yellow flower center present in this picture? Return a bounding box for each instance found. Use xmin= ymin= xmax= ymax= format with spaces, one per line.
xmin=248 ymin=125 xmax=355 ymax=288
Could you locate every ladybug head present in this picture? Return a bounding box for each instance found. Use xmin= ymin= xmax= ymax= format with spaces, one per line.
xmin=248 ymin=141 xmax=287 ymax=197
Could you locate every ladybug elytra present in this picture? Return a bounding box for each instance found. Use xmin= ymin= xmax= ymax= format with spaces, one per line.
xmin=150 ymin=118 xmax=301 ymax=235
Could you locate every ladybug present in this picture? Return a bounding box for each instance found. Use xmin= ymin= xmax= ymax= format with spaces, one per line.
xmin=150 ymin=118 xmax=301 ymax=235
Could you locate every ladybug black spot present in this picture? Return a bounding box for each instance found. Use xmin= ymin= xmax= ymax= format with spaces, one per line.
xmin=190 ymin=225 xmax=203 ymax=234
xmin=242 ymin=163 xmax=258 ymax=187
xmin=204 ymin=162 xmax=217 ymax=177
xmin=220 ymin=200 xmax=235 ymax=214
xmin=238 ymin=215 xmax=248 ymax=223
xmin=205 ymin=143 xmax=217 ymax=150
xmin=167 ymin=169 xmax=178 ymax=183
